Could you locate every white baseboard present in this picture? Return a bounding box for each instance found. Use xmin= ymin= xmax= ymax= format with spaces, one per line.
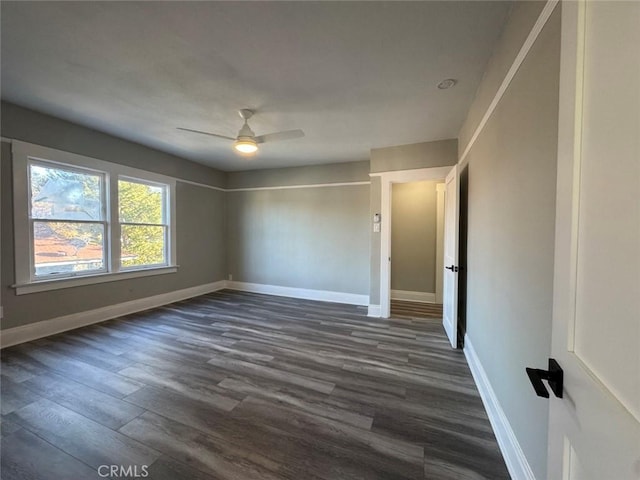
xmin=225 ymin=281 xmax=368 ymax=306
xmin=390 ymin=289 xmax=436 ymax=303
xmin=0 ymin=280 xmax=227 ymax=349
xmin=367 ymin=304 xmax=381 ymax=317
xmin=464 ymin=335 xmax=536 ymax=480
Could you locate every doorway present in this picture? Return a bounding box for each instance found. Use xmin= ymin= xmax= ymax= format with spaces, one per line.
xmin=389 ymin=180 xmax=444 ymax=319
xmin=377 ymin=165 xmax=453 ymax=320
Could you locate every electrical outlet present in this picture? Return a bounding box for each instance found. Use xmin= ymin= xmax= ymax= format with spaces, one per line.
xmin=228 ymin=274 xmax=233 ymax=281
xmin=373 ymin=223 xmax=380 ymax=233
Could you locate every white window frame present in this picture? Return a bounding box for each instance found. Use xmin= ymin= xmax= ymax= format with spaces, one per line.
xmin=12 ymin=140 xmax=177 ymax=295
xmin=118 ymin=176 xmax=171 ymax=271
xmin=28 ymin=158 xmax=110 ymax=280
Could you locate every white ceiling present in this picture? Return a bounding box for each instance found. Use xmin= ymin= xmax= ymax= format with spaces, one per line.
xmin=1 ymin=1 xmax=510 ymax=171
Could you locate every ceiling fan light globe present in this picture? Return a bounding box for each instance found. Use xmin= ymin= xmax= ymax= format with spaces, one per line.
xmin=234 ymin=138 xmax=258 ymax=154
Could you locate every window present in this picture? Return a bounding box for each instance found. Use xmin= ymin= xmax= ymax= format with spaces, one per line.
xmin=118 ymin=178 xmax=168 ymax=269
xmin=12 ymin=141 xmax=177 ymax=294
xmin=30 ymin=161 xmax=107 ymax=278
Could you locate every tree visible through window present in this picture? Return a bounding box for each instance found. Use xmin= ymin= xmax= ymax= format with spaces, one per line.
xmin=118 ymin=179 xmax=168 ymax=268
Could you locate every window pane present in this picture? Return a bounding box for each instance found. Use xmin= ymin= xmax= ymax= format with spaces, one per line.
xmin=30 ymin=164 xmax=103 ymax=221
xmin=33 ymin=222 xmax=105 ymax=276
xmin=119 ymin=180 xmax=165 ymax=224
xmin=121 ymin=225 xmax=166 ymax=268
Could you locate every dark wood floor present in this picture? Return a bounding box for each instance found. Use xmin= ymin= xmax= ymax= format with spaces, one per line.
xmin=391 ymin=300 xmax=444 ymax=319
xmin=1 ymin=290 xmax=509 ymax=480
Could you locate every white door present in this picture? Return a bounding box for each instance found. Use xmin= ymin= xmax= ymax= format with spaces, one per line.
xmin=547 ymin=1 xmax=640 ymax=479
xmin=442 ymin=165 xmax=459 ymax=348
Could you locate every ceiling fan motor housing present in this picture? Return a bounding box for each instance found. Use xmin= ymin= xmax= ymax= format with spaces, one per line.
xmin=238 ymin=123 xmax=255 ymax=138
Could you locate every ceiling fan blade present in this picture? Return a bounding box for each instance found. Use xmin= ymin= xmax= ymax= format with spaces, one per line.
xmin=177 ymin=127 xmax=235 ymax=141
xmin=255 ymin=129 xmax=305 ymax=144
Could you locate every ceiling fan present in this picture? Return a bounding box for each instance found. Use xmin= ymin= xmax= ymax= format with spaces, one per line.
xmin=178 ymin=109 xmax=304 ymax=155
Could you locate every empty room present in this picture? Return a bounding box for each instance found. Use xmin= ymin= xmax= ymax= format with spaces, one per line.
xmin=0 ymin=1 xmax=638 ymax=479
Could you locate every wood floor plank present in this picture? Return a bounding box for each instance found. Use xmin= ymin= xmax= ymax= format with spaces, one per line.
xmin=1 ymin=429 xmax=101 ymax=480
xmin=22 ymin=371 xmax=145 ymax=429
xmin=0 ymin=351 xmax=47 ymax=383
xmin=118 ymin=363 xmax=241 ymax=410
xmin=206 ymin=355 xmax=336 ymax=394
xmin=391 ymin=300 xmax=443 ymax=319
xmin=266 ymin=356 xmax=408 ymax=398
xmin=119 ymin=411 xmax=285 ymax=480
xmin=6 ymin=398 xmax=161 ymax=470
xmin=0 ymin=417 xmax=23 ymax=438
xmin=0 ymin=376 xmax=42 ymax=415
xmin=46 ymin=336 xmax=135 ymax=372
xmin=232 ymin=396 xmax=424 ymax=480
xmin=217 ymin=377 xmax=373 ymax=429
xmin=16 ymin=347 xmax=144 ymax=398
xmin=146 ymin=455 xmax=221 ymax=480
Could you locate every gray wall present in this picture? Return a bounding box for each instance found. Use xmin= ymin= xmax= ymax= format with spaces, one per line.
xmin=391 ymin=181 xmax=438 ymax=294
xmin=369 ymin=176 xmax=382 ymax=304
xmin=1 ymin=104 xmax=227 ymax=329
xmin=227 ymin=163 xmax=370 ymax=295
xmin=370 ymin=139 xmax=457 ymax=173
xmin=227 ymin=161 xmax=369 ymax=189
xmin=459 ymin=2 xmax=559 ymax=479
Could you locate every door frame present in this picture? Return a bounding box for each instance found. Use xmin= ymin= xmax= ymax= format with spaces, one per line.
xmin=373 ymin=166 xmax=452 ymax=318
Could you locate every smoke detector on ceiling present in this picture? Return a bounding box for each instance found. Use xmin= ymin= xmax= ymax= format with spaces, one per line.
xmin=437 ymin=78 xmax=457 ymax=90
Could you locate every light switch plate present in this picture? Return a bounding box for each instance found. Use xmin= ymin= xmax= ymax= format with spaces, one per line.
xmin=373 ymin=223 xmax=380 ymax=233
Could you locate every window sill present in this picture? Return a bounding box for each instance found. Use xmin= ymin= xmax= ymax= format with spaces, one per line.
xmin=12 ymin=266 xmax=179 ymax=295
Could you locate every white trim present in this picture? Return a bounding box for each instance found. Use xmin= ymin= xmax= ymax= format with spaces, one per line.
xmin=12 ymin=266 xmax=179 ymax=295
xmin=1 ymin=136 xmax=13 ymax=144
xmin=226 ymin=181 xmax=370 ymax=192
xmin=367 ymin=305 xmax=381 ymax=318
xmin=464 ymin=334 xmax=536 ymax=480
xmin=390 ymin=290 xmax=436 ymax=303
xmin=378 ymin=166 xmax=453 ymax=318
xmin=226 ymin=281 xmax=368 ymax=306
xmin=181 ymin=179 xmax=369 ymax=193
xmin=177 ymin=178 xmax=226 ymax=192
xmin=370 ymin=167 xmax=452 ymax=181
xmin=458 ymin=0 xmax=560 ymax=167
xmin=0 ymin=281 xmax=227 ymax=348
